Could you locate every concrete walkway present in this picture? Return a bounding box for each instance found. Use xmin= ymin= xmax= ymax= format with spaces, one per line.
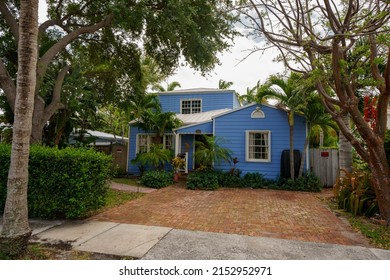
xmin=110 ymin=181 xmax=157 ymax=193
xmin=6 ymin=219 xmax=390 ymax=260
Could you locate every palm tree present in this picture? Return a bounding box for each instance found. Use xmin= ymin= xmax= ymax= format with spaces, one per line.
xmin=194 ymin=135 xmax=232 ymax=169
xmin=298 ymin=93 xmax=338 ymax=177
xmin=129 ymin=93 xmax=160 ymax=121
xmin=257 ymin=73 xmax=305 ymax=179
xmin=152 ymin=81 xmax=181 ymax=92
xmin=134 ymin=109 xmax=182 ymax=141
xmin=239 ymin=84 xmax=257 ymax=104
xmin=218 ymin=79 xmax=233 ymax=89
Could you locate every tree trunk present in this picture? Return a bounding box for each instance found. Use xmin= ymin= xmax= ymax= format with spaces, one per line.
xmin=338 ymin=113 xmax=353 ymax=175
xmin=0 ymin=0 xmax=39 ymax=257
xmin=368 ymin=144 xmax=390 ymax=223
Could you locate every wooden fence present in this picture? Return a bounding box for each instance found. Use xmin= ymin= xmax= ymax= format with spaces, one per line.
xmin=309 ymin=148 xmax=339 ymax=187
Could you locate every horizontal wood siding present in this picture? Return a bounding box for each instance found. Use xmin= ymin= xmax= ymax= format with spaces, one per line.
xmin=175 ymin=121 xmax=213 ymax=134
xmin=233 ymin=94 xmax=241 ymax=108
xmin=214 ymin=104 xmax=306 ymax=179
xmin=159 ymin=92 xmax=235 ymax=113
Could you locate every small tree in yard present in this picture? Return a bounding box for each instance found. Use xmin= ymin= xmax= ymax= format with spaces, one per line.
xmin=195 ymin=135 xmax=232 ymax=169
xmin=237 ymin=0 xmax=390 ymax=222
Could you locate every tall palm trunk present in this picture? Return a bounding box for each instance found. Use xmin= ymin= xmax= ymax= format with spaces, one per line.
xmin=0 ymin=0 xmax=39 ymax=256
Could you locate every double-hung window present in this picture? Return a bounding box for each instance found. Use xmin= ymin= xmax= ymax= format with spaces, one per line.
xmin=181 ymin=99 xmax=202 ymax=114
xmin=136 ymin=134 xmax=174 ymax=153
xmin=245 ymin=130 xmax=271 ymax=162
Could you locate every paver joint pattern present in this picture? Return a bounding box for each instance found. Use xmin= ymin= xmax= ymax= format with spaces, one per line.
xmin=90 ymin=184 xmax=369 ymax=247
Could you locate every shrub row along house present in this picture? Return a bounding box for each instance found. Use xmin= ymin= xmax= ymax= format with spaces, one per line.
xmin=127 ymin=88 xmax=307 ymax=179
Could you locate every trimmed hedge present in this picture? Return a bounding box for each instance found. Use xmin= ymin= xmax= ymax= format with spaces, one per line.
xmin=140 ymin=170 xmax=174 ymax=189
xmin=0 ymin=145 xmax=112 ymax=219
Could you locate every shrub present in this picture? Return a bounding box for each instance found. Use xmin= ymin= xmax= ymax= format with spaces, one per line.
xmin=186 ymin=170 xmax=220 ymax=190
xmin=216 ymin=171 xmax=242 ymax=188
xmin=333 ymin=170 xmax=378 ymax=217
xmin=140 ymin=170 xmax=173 ymax=189
xmin=276 ymin=173 xmax=322 ymax=192
xmin=241 ymin=172 xmax=276 ymax=189
xmin=0 ymin=145 xmax=112 ymax=219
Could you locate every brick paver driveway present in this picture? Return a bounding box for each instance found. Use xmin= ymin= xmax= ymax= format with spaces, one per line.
xmin=90 ymin=183 xmax=369 ymax=246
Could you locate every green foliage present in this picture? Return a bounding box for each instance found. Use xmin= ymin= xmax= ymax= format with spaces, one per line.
xmin=140 ymin=170 xmax=174 ymax=189
xmin=186 ymin=170 xmax=321 ymax=192
xmin=186 ymin=170 xmax=220 ymax=190
xmin=216 ymin=170 xmax=242 ymax=188
xmin=333 ymin=170 xmax=378 ymax=217
xmin=241 ymin=172 xmax=276 ymax=189
xmin=348 ymin=216 xmax=390 ymax=250
xmin=132 ymin=144 xmax=172 ymax=170
xmin=134 ymin=109 xmax=182 ymax=136
xmin=194 ymin=135 xmax=232 ymax=169
xmin=104 ymin=189 xmax=144 ymax=210
xmin=0 ymin=145 xmax=112 ymax=219
xmin=276 ymin=173 xmax=322 ymax=192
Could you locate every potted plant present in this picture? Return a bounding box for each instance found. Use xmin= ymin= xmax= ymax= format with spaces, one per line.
xmin=172 ymin=156 xmax=185 ymax=182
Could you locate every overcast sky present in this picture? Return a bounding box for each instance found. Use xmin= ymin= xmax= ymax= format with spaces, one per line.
xmin=168 ymin=35 xmax=284 ymax=95
xmin=37 ymin=2 xmax=284 ymax=95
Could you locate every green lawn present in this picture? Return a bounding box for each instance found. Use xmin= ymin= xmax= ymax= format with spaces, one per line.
xmin=327 ymin=199 xmax=390 ymax=250
xmin=348 ymin=216 xmax=390 ymax=250
xmin=105 ymin=188 xmax=144 ymax=209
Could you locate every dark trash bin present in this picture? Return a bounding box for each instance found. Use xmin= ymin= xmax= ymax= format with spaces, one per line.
xmin=280 ymin=149 xmax=301 ymax=179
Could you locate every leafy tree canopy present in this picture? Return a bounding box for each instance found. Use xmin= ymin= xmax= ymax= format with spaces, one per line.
xmin=0 ymin=0 xmax=238 ymax=143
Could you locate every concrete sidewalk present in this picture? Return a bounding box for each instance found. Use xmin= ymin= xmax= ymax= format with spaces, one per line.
xmin=4 ymin=219 xmax=389 ymax=260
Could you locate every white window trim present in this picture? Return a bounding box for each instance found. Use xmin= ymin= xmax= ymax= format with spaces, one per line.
xmin=136 ymin=133 xmax=174 ymax=154
xmin=251 ymin=107 xmax=265 ymax=118
xmin=245 ymin=130 xmax=271 ymax=162
xmin=180 ymin=98 xmax=202 ymax=114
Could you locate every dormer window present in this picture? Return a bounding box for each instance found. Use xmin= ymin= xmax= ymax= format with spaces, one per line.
xmin=181 ymin=99 xmax=202 ymax=114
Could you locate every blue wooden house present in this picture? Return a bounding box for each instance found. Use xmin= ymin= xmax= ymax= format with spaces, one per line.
xmin=128 ymin=88 xmax=308 ymax=179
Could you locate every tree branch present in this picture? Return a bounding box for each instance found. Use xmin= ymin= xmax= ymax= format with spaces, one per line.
xmin=37 ymin=14 xmax=114 ymax=84
xmin=0 ymin=60 xmax=16 ymax=112
xmin=41 ymin=65 xmax=70 ymax=128
xmin=0 ymin=0 xmax=19 ymax=42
